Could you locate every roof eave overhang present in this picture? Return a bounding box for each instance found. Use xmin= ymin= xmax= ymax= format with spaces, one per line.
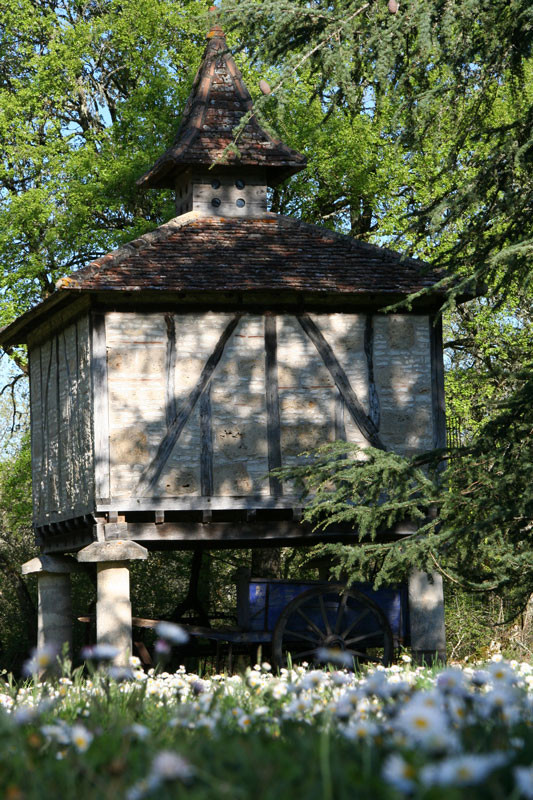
xmin=0 ymin=282 xmax=475 ymax=348
xmin=0 ymin=291 xmax=87 ymax=349
xmin=86 ymin=287 xmax=470 ymax=311
xmin=136 ymin=159 xmax=307 ymax=191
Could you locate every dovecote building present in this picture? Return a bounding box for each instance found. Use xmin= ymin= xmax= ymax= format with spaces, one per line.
xmin=2 ymin=21 xmax=448 ymax=665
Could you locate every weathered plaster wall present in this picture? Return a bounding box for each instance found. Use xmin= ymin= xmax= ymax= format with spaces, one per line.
xmin=373 ymin=315 xmax=434 ymax=455
xmin=29 ymin=315 xmax=94 ymax=525
xmin=211 ymin=315 xmax=268 ymax=495
xmin=104 ymin=311 xmax=434 ymax=502
xmin=106 ymin=311 xmax=240 ymax=497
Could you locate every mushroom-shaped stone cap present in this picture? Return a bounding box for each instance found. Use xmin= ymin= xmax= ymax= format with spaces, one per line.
xmin=76 ymin=540 xmax=148 ymax=563
xmin=22 ymin=555 xmax=85 ymax=575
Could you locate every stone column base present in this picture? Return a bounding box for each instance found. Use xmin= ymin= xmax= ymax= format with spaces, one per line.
xmin=77 ymin=540 xmax=148 ymax=666
xmin=408 ymin=570 xmax=446 ymax=665
xmin=96 ymin=562 xmax=132 ymax=666
xmin=22 ymin=555 xmax=85 ymax=673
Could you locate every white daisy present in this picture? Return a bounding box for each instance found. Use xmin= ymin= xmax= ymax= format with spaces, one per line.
xmin=151 ymin=750 xmax=194 ymax=781
xmin=421 ymin=753 xmax=507 ymax=787
xmin=382 ymin=754 xmax=417 ymax=792
xmin=70 ymin=723 xmax=93 ymax=753
xmin=514 ymin=765 xmax=533 ymax=799
xmin=155 ymin=621 xmax=189 ymax=644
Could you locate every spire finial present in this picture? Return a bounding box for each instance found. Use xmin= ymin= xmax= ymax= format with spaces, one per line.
xmin=207 ymin=5 xmax=223 ymax=39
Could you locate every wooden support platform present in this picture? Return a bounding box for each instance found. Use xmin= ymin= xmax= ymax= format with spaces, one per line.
xmin=95 ymin=496 xmax=303 ymax=513
xmin=36 ymin=506 xmax=418 ymax=553
xmin=102 ymin=520 xmax=358 ymax=549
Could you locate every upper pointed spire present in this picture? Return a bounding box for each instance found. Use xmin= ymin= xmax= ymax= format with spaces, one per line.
xmin=137 ymin=13 xmax=306 ymax=189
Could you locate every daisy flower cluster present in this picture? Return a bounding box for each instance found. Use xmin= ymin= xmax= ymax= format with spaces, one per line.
xmin=1 ymin=651 xmax=533 ymax=798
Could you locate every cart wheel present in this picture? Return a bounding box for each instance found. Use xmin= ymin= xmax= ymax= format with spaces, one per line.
xmin=272 ymin=583 xmax=393 ymax=669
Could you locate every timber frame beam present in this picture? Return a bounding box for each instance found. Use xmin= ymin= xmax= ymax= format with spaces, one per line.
xmin=105 ymin=520 xmax=362 ymax=549
xmin=37 ymin=513 xmax=418 ymax=553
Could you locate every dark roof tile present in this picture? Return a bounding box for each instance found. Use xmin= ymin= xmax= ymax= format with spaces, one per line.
xmin=56 ymin=213 xmax=444 ymax=296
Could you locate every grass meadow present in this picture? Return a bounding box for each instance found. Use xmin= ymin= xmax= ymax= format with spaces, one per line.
xmin=1 ymin=639 xmax=533 ymax=799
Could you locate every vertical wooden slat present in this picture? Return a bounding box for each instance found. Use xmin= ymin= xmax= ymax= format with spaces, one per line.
xmin=364 ymin=314 xmax=381 ymax=430
xmin=47 ymin=335 xmax=60 ymax=515
xmin=334 ymin=393 xmax=346 ymax=441
xmin=55 ymin=332 xmax=64 ymax=511
xmin=41 ymin=338 xmax=54 ymax=518
xmin=29 ymin=346 xmax=41 ymax=524
xmin=61 ymin=324 xmax=83 ymax=512
xmin=60 ymin=331 xmax=72 ymax=509
xmin=72 ymin=324 xmax=83 ymax=500
xmin=77 ymin=315 xmax=95 ymax=510
xmin=91 ymin=312 xmax=111 ymax=502
xmin=265 ymin=314 xmax=283 ymax=496
xmin=430 ymin=315 xmax=446 ymax=449
xmin=164 ymin=313 xmax=177 ymax=428
xmin=200 ymin=385 xmax=214 ymax=496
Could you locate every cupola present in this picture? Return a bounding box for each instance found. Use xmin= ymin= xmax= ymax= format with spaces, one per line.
xmin=137 ymin=18 xmax=307 ymax=218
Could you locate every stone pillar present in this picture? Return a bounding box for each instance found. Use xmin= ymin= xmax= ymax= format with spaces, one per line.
xmin=21 ymin=555 xmax=85 ymax=669
xmin=77 ymin=540 xmax=148 ymax=666
xmin=37 ymin=573 xmax=72 ymax=653
xmin=408 ymin=570 xmax=446 ymax=664
xmin=96 ymin=562 xmax=132 ymax=663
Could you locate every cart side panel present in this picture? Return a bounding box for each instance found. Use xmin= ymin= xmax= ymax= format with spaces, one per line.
xmin=247 ymin=580 xmax=407 ymax=641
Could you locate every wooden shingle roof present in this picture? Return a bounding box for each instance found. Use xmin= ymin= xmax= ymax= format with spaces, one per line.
xmin=56 ymin=213 xmax=442 ymax=296
xmin=137 ymin=23 xmax=307 ymax=189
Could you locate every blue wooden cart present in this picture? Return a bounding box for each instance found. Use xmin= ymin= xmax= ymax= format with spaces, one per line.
xmin=175 ymin=576 xmax=410 ymax=669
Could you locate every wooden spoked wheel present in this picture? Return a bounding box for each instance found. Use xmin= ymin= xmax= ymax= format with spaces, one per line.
xmin=272 ymin=584 xmax=394 ymax=669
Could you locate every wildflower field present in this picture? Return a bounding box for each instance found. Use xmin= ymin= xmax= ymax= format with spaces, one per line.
xmin=2 ymin=650 xmax=533 ymax=800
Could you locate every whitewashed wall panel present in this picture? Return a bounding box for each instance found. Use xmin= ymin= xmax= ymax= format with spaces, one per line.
xmin=373 ymin=315 xmax=433 ymax=455
xmin=277 ymin=316 xmax=336 ymax=467
xmin=211 ymin=314 xmax=268 ymax=495
xmin=103 ymin=311 xmax=434 ymax=503
xmin=106 ymin=312 xmax=166 ymax=498
xmin=308 ymin=313 xmax=372 ymax=449
xmin=106 ymin=312 xmax=238 ymax=498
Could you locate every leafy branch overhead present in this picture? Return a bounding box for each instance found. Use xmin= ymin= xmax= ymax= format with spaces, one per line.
xmin=0 ymin=0 xmax=212 ymax=327
xmin=275 ymin=443 xmax=440 ymax=541
xmin=222 ymin=0 xmax=533 ymax=303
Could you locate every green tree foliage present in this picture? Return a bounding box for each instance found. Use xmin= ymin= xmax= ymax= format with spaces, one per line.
xmin=0 ymin=434 xmax=37 ymax=670
xmin=223 ymin=0 xmax=533 ymax=297
xmin=444 ymin=299 xmax=533 ymax=439
xmin=0 ymin=0 xmax=211 ymax=333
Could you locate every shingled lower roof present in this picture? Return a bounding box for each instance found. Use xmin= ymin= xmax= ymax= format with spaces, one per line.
xmin=55 ymin=212 xmax=443 ymax=296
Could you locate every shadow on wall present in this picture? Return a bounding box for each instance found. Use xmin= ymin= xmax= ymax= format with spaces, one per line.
xmin=103 ymin=310 xmax=434 ymax=502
